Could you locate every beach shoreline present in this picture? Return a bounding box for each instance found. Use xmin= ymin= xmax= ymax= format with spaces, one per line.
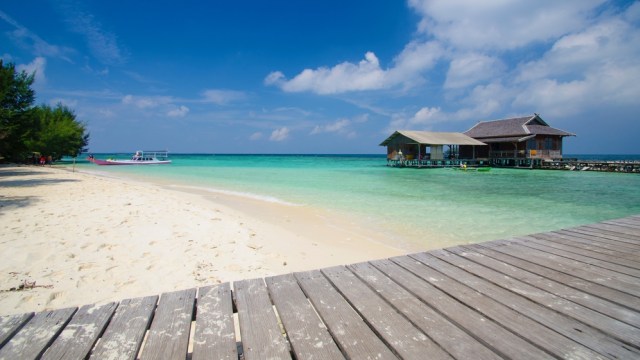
xmin=0 ymin=164 xmax=405 ymax=315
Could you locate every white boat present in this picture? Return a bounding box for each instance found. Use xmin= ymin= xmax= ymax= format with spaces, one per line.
xmin=88 ymin=150 xmax=171 ymax=165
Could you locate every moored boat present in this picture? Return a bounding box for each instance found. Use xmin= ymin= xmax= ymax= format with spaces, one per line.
xmin=88 ymin=150 xmax=171 ymax=165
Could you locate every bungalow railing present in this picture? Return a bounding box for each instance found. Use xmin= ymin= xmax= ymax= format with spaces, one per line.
xmin=489 ymin=150 xmax=562 ymax=159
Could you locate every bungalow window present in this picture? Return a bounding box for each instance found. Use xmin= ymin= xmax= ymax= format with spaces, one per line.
xmin=545 ymin=138 xmax=553 ymax=150
xmin=527 ymin=138 xmax=536 ymax=150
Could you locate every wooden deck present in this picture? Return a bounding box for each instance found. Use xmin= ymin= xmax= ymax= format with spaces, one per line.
xmin=1 ymin=216 xmax=639 ymax=359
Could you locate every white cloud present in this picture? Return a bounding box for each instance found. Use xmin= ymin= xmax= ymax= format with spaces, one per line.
xmin=49 ymin=98 xmax=78 ymax=108
xmin=266 ymin=42 xmax=447 ymax=94
xmin=387 ymin=106 xmax=443 ymax=132
xmin=122 ymin=94 xmax=172 ymax=109
xmin=267 ymin=52 xmax=387 ymax=94
xmin=17 ymin=57 xmax=46 ymax=88
xmin=0 ymin=10 xmax=75 ymax=62
xmin=386 ymin=41 xmax=445 ymax=88
xmin=311 ymin=118 xmax=350 ymax=135
xmin=445 ymin=53 xmax=504 ymax=89
xmin=311 ymin=114 xmax=369 ymax=138
xmin=270 ymin=127 xmax=290 ymax=141
xmin=249 ymin=132 xmax=263 ymax=140
xmin=167 ymin=105 xmax=189 ymax=117
xmin=408 ymin=0 xmax=606 ymax=50
xmin=202 ymin=89 xmax=246 ymax=105
xmin=510 ymin=8 xmax=640 ymax=117
xmin=60 ymin=6 xmax=126 ymax=65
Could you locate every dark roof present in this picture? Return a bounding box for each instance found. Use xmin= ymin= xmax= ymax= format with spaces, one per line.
xmin=480 ymin=135 xmax=535 ymax=143
xmin=465 ymin=114 xmax=575 ymax=139
xmin=380 ymin=131 xmax=486 ymax=146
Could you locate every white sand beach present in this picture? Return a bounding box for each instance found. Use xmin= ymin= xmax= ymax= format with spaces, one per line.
xmin=0 ymin=165 xmax=404 ymax=315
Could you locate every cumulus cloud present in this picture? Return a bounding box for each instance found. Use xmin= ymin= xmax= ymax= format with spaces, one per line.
xmin=399 ymin=1 xmax=640 ymax=125
xmin=444 ymin=53 xmax=505 ymax=89
xmin=266 ymin=52 xmax=387 ymax=94
xmin=408 ymin=0 xmax=606 ymax=50
xmin=167 ymin=105 xmax=190 ymax=117
xmin=270 ymin=127 xmax=290 ymax=141
xmin=202 ymin=89 xmax=246 ymax=105
xmin=387 ymin=107 xmax=443 ymax=131
xmin=266 ymin=41 xmax=447 ymax=95
xmin=17 ymin=57 xmax=46 ymax=88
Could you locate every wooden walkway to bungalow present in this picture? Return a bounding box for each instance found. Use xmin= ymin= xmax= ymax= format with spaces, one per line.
xmin=1 ymin=216 xmax=640 ymax=359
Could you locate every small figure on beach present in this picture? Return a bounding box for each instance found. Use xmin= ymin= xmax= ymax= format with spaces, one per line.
xmin=39 ymin=155 xmax=46 ymax=166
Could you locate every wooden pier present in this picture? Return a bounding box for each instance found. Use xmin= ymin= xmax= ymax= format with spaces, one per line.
xmin=1 ymin=216 xmax=639 ymax=359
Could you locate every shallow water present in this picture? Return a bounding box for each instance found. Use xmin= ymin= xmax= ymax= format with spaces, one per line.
xmin=75 ymin=154 xmax=640 ymax=250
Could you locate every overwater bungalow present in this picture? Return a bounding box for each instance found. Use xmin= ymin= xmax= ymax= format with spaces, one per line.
xmin=379 ymin=131 xmax=487 ymax=167
xmin=382 ymin=114 xmax=576 ymax=169
xmin=462 ymin=113 xmax=575 ymax=167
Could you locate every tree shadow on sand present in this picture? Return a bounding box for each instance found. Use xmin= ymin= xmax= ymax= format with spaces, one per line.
xmin=0 ymin=166 xmax=80 ymax=188
xmin=0 ymin=195 xmax=39 ymax=213
xmin=0 ymin=178 xmax=79 ymax=188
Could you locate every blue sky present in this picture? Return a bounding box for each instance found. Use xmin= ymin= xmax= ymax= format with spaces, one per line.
xmin=1 ymin=0 xmax=639 ymax=154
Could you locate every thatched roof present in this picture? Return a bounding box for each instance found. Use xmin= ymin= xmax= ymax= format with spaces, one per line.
xmin=380 ymin=131 xmax=486 ymax=146
xmin=465 ymin=114 xmax=575 ymax=139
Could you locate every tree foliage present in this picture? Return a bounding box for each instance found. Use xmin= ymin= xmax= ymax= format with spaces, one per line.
xmin=0 ymin=60 xmax=36 ymax=161
xmin=27 ymin=104 xmax=89 ymax=160
xmin=0 ymin=60 xmax=89 ymax=162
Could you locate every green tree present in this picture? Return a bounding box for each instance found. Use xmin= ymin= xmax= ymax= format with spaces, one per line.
xmin=27 ymin=104 xmax=90 ymax=160
xmin=0 ymin=60 xmax=89 ymax=162
xmin=0 ymin=60 xmax=36 ymax=161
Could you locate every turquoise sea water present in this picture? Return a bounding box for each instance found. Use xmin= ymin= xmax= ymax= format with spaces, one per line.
xmin=72 ymin=154 xmax=640 ymax=250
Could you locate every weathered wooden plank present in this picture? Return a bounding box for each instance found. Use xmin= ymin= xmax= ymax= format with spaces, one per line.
xmin=521 ymin=236 xmax=640 ymax=277
xmin=529 ymin=233 xmax=640 ymax=269
xmin=552 ymin=228 xmax=640 ymax=255
xmin=265 ymin=273 xmax=344 ymax=360
xmin=40 ymin=302 xmax=117 ymax=360
xmin=192 ymin=283 xmax=237 ymax=360
xmin=349 ymin=261 xmax=502 ymax=360
xmin=234 ymin=278 xmax=291 ymax=360
xmin=89 ymin=295 xmax=158 ymax=360
xmin=436 ymin=248 xmax=640 ymax=348
xmin=322 ymin=265 xmax=453 ymax=360
xmin=603 ymin=219 xmax=640 ymax=230
xmin=552 ymin=230 xmax=640 ymax=262
xmin=391 ymin=255 xmax=602 ymax=359
xmin=479 ymin=241 xmax=640 ymax=310
xmin=567 ymin=228 xmax=640 ymax=249
xmin=0 ymin=307 xmax=76 ymax=360
xmin=486 ymin=239 xmax=640 ymax=298
xmin=460 ymin=244 xmax=640 ymax=328
xmin=412 ymin=251 xmax=640 ymax=360
xmin=560 ymin=228 xmax=640 ymax=250
xmin=140 ymin=288 xmax=196 ymax=360
xmin=370 ymin=258 xmax=553 ymax=359
xmin=0 ymin=312 xmax=33 ymax=348
xmin=568 ymin=226 xmax=640 ymax=247
xmin=295 ymin=270 xmax=398 ymax=359
xmin=585 ymin=223 xmax=640 ymax=239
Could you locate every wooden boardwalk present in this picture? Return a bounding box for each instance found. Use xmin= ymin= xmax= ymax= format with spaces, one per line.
xmin=1 ymin=216 xmax=639 ymax=359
